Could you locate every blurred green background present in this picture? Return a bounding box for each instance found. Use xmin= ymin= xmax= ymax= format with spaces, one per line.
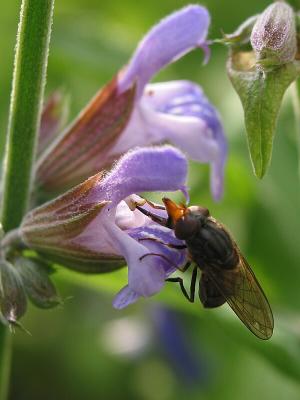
xmin=1 ymin=0 xmax=300 ymax=399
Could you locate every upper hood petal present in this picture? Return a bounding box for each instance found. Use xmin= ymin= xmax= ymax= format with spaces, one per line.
xmin=118 ymin=5 xmax=210 ymax=97
xmin=87 ymin=145 xmax=188 ymax=206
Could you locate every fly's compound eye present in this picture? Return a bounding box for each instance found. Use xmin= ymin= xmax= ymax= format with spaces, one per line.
xmin=174 ymin=215 xmax=199 ymax=240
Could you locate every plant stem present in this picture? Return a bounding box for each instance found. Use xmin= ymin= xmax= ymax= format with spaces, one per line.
xmin=1 ymin=0 xmax=55 ymax=232
xmin=0 ymin=1 xmax=55 ymax=399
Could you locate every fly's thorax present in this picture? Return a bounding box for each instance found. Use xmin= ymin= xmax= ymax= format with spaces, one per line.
xmin=186 ymin=218 xmax=239 ymax=269
xmin=173 ymin=206 xmax=209 ymax=240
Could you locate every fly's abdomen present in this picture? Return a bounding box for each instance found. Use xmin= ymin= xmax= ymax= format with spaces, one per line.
xmin=186 ymin=220 xmax=239 ymax=270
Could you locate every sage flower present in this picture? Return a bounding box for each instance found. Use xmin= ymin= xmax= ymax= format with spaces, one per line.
xmin=21 ymin=147 xmax=188 ymax=308
xmin=36 ymin=5 xmax=227 ymax=200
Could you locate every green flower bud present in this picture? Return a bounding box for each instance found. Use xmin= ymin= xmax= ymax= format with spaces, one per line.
xmin=15 ymin=257 xmax=61 ymax=309
xmin=250 ymin=1 xmax=297 ymax=66
xmin=0 ymin=260 xmax=27 ymax=324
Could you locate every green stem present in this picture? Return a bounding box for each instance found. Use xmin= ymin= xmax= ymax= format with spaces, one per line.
xmin=291 ymin=81 xmax=300 ymax=178
xmin=1 ymin=0 xmax=55 ymax=232
xmin=0 ymin=1 xmax=55 ymax=399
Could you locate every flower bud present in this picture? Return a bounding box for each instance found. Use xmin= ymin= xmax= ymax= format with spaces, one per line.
xmin=15 ymin=257 xmax=61 ymax=309
xmin=0 ymin=260 xmax=27 ymax=324
xmin=250 ymin=1 xmax=297 ymax=66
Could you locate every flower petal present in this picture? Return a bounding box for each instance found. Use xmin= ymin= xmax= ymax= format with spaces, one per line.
xmin=76 ymin=204 xmax=184 ymax=298
xmin=115 ymin=81 xmax=227 ymax=200
xmin=88 ymin=146 xmax=188 ymax=206
xmin=115 ymin=200 xmax=148 ymax=230
xmin=128 ymin=224 xmax=187 ymax=277
xmin=118 ymin=5 xmax=210 ymax=97
xmin=107 ymin=222 xmax=167 ymax=296
xmin=113 ymin=285 xmax=140 ymax=309
xmin=107 ymin=220 xmax=187 ymax=299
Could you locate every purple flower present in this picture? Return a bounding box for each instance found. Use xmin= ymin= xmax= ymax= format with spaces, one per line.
xmin=21 ymin=147 xmax=189 ymax=308
xmin=36 ymin=5 xmax=227 ymax=200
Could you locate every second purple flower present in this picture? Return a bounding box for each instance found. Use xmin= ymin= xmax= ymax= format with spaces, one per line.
xmin=35 ymin=5 xmax=227 ymax=201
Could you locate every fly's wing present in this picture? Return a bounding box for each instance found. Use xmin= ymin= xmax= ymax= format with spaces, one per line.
xmin=204 ymin=252 xmax=274 ymax=340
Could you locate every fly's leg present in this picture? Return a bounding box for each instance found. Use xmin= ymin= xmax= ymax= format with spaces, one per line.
xmin=135 ymin=197 xmax=170 ymax=227
xmin=179 ymin=260 xmax=192 ymax=272
xmin=139 ymin=253 xmax=190 ymax=271
xmin=139 ymin=252 xmax=179 ymax=269
xmin=166 ymin=265 xmax=198 ymax=303
xmin=138 ymin=237 xmax=186 ymax=250
xmin=139 ymin=253 xmax=196 ymax=302
xmin=135 ymin=205 xmax=168 ymax=227
xmin=141 ymin=198 xmax=166 ymax=210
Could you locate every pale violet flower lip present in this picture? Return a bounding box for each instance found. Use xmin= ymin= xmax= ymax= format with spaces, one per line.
xmin=21 ymin=147 xmax=188 ymax=308
xmin=36 ymin=5 xmax=227 ymax=201
xmin=113 ymin=81 xmax=227 ymax=200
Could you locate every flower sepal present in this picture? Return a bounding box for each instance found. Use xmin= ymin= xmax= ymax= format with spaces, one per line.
xmin=217 ymin=15 xmax=258 ymax=47
xmin=36 ymin=78 xmax=136 ymax=192
xmin=38 ymin=90 xmax=70 ymax=156
xmin=14 ymin=257 xmax=61 ymax=309
xmin=250 ymin=2 xmax=297 ymax=68
xmin=224 ymin=1 xmax=300 ymax=178
xmin=227 ymin=50 xmax=300 ymax=178
xmin=21 ymin=172 xmax=124 ymax=273
xmin=0 ymin=260 xmax=27 ymax=326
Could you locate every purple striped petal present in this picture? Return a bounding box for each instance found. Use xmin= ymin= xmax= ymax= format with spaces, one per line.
xmin=119 ymin=5 xmax=210 ymax=97
xmin=113 ymin=224 xmax=187 ymax=309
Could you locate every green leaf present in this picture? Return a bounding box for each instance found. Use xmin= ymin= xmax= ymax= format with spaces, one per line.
xmin=227 ymin=52 xmax=300 ymax=178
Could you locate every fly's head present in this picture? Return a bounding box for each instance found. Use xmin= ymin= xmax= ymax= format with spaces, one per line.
xmin=163 ymin=198 xmax=210 ymax=240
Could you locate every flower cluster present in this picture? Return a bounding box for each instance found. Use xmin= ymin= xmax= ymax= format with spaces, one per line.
xmin=1 ymin=5 xmax=228 ymax=324
xmin=35 ymin=5 xmax=226 ymax=201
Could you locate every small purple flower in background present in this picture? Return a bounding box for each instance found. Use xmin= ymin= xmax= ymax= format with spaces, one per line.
xmin=35 ymin=5 xmax=227 ymax=201
xmin=151 ymin=306 xmax=209 ymax=387
xmin=21 ymin=147 xmax=189 ymax=308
